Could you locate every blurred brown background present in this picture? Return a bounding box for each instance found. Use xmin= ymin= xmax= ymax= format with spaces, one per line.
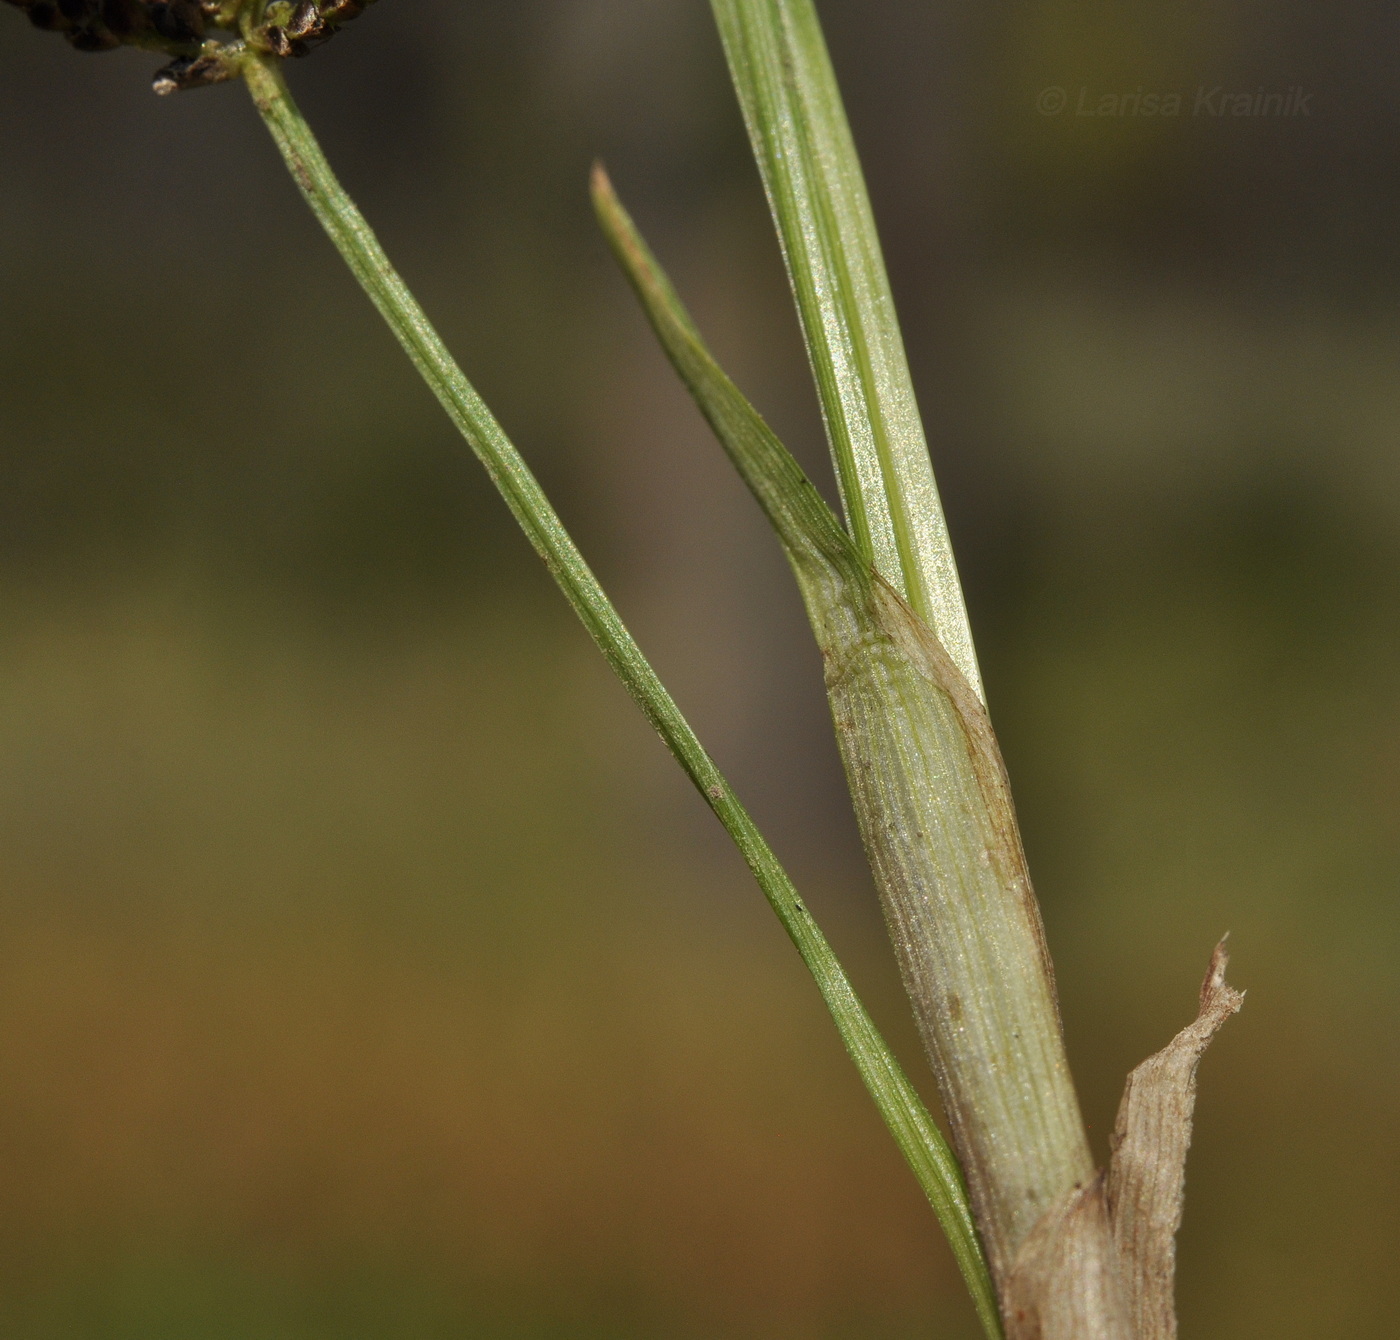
xmin=0 ymin=2 xmax=1396 ymax=1335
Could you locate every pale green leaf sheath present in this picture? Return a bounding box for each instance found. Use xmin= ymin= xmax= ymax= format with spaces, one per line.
xmin=593 ymin=170 xmax=1100 ymax=1308
xmin=238 ymin=53 xmax=1000 ymax=1340
xmin=710 ymin=0 xmax=982 ymax=703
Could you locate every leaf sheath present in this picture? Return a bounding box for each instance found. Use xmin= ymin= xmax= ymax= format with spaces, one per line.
xmin=593 ymin=167 xmax=1098 ymax=1294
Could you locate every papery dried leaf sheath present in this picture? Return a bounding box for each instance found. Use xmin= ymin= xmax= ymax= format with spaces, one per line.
xmin=1107 ymin=941 xmax=1244 ymax=1340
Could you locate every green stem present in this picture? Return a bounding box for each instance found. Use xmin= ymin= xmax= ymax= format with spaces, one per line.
xmin=240 ymin=52 xmax=1000 ymax=1339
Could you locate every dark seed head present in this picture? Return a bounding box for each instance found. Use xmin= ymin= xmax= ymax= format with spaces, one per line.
xmin=152 ymin=42 xmax=241 ymax=94
xmin=26 ymin=1 xmax=65 ymax=28
xmin=149 ymin=0 xmax=202 ymax=41
xmin=69 ymin=20 xmax=120 ymax=48
xmin=259 ymin=23 xmax=292 ymax=56
xmin=287 ymin=0 xmax=316 ymax=35
xmin=8 ymin=0 xmax=385 ymax=81
xmin=99 ymin=0 xmax=146 ymax=37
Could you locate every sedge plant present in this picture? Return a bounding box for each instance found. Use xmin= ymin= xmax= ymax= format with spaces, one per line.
xmin=1 ymin=2 xmax=1242 ymax=1336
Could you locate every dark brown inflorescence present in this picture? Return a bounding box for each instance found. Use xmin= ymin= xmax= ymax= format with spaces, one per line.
xmin=1 ymin=0 xmax=378 ymax=89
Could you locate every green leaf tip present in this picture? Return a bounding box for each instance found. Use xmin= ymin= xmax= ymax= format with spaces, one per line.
xmin=590 ymin=162 xmax=860 ymax=592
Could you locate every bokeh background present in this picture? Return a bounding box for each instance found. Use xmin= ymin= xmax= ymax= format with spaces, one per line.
xmin=1 ymin=2 xmax=1397 ymax=1335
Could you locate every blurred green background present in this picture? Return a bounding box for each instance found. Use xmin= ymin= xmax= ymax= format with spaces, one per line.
xmin=0 ymin=2 xmax=1397 ymax=1335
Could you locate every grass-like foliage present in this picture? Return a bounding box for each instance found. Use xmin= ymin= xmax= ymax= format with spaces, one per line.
xmin=242 ymin=44 xmax=1002 ymax=1339
xmin=1 ymin=3 xmax=1246 ymax=1337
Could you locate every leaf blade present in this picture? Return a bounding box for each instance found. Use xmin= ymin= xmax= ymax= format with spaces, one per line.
xmin=710 ymin=0 xmax=984 ymax=702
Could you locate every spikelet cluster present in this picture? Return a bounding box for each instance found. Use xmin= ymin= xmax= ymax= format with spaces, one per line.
xmin=2 ymin=0 xmax=378 ymax=89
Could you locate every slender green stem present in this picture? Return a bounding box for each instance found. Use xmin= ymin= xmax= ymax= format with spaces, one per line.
xmin=240 ymin=52 xmax=1000 ymax=1338
xmin=711 ymin=0 xmax=983 ymax=703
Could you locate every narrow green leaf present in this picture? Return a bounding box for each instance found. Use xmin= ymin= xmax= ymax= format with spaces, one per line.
xmin=710 ymin=0 xmax=984 ymax=703
xmin=595 ymin=163 xmax=1096 ymax=1315
xmin=240 ymin=55 xmax=998 ymax=1339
